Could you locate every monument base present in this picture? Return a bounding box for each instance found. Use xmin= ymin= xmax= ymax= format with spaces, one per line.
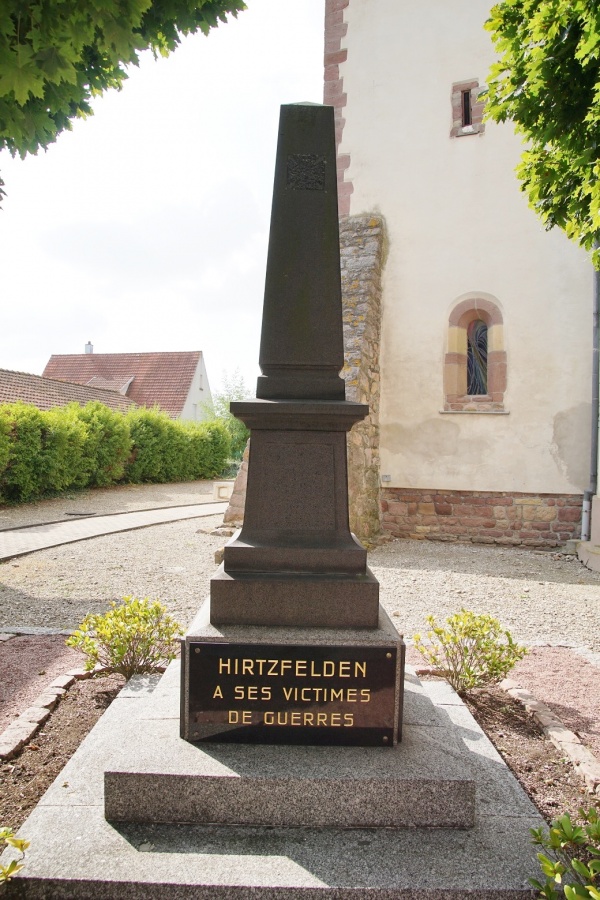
xmin=180 ymin=601 xmax=403 ymax=746
xmin=106 ymin=661 xmax=472 ymax=828
xmin=1 ymin=664 xmax=545 ymax=899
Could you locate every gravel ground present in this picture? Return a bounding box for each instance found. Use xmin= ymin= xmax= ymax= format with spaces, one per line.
xmin=0 ymin=493 xmax=599 ymax=653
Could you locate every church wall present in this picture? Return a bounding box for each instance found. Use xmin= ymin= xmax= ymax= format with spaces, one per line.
xmin=326 ymin=0 xmax=593 ymax=544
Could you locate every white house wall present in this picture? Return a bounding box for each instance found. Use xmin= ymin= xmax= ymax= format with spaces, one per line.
xmin=180 ymin=356 xmax=213 ymax=421
xmin=337 ymin=0 xmax=592 ymax=499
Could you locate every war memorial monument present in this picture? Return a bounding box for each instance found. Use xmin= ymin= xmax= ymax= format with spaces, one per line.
xmin=0 ymin=103 xmax=545 ymax=898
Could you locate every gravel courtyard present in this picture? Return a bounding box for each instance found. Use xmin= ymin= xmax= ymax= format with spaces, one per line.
xmin=0 ymin=504 xmax=599 ymax=653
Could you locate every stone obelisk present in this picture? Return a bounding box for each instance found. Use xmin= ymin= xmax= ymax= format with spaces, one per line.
xmin=181 ymin=103 xmax=404 ymax=746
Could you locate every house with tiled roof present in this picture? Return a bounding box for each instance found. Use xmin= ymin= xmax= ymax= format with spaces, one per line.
xmin=0 ymin=369 xmax=135 ymax=413
xmin=42 ymin=348 xmax=212 ymax=420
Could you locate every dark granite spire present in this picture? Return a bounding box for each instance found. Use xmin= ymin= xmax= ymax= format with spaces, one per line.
xmin=256 ymin=103 xmax=346 ymax=401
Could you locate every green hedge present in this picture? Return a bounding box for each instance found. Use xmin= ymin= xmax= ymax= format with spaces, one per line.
xmin=0 ymin=402 xmax=231 ymax=504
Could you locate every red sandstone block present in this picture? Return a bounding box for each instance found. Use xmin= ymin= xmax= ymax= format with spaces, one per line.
xmin=324 ymin=81 xmax=344 ymax=101
xmin=434 ymin=503 xmax=453 ymax=516
xmin=325 ymin=49 xmax=348 ymax=66
xmin=531 ymin=522 xmax=551 ymax=531
xmin=420 ymin=516 xmax=440 ymax=526
xmin=388 ymin=502 xmax=408 ymax=516
xmin=324 ymin=65 xmax=340 ymax=82
xmin=558 ymin=507 xmax=582 ymax=523
xmin=470 ymin=497 xmax=490 ymax=506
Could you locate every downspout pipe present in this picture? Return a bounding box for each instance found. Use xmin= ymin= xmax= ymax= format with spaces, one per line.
xmin=582 ymin=259 xmax=600 ymax=542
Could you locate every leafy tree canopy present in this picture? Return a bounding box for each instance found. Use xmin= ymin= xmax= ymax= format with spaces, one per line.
xmin=0 ymin=0 xmax=245 ymax=192
xmin=485 ymin=0 xmax=600 ymax=266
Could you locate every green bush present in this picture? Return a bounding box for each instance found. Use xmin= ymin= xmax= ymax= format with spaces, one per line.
xmin=40 ymin=405 xmax=89 ymax=492
xmin=531 ymin=808 xmax=600 ymax=900
xmin=75 ymin=402 xmax=131 ymax=487
xmin=0 ymin=399 xmax=231 ymax=505
xmin=66 ymin=596 xmax=183 ymax=682
xmin=0 ymin=826 xmax=29 ymax=884
xmin=0 ymin=408 xmax=12 ymax=490
xmin=413 ymin=608 xmax=527 ymax=695
xmin=124 ymin=407 xmax=171 ymax=483
xmin=187 ymin=420 xmax=230 ymax=478
xmin=0 ymin=403 xmax=45 ymax=501
xmin=124 ymin=409 xmax=230 ymax=484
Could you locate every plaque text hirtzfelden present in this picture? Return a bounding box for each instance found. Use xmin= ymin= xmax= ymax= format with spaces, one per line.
xmin=186 ymin=642 xmax=398 ymax=746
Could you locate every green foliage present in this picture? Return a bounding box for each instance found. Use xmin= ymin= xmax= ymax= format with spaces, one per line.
xmin=0 ymin=826 xmax=29 ymax=884
xmin=0 ymin=400 xmax=230 ymax=504
xmin=0 ymin=407 xmax=12 ymax=486
xmin=123 ymin=407 xmax=231 ymax=483
xmin=485 ymin=0 xmax=600 ymax=266
xmin=0 ymin=0 xmax=246 ymax=198
xmin=66 ymin=596 xmax=183 ymax=681
xmin=75 ymin=402 xmax=132 ymax=487
xmin=0 ymin=402 xmax=45 ymax=501
xmin=40 ymin=404 xmax=89 ymax=492
xmin=530 ymin=808 xmax=600 ymax=900
xmin=413 ymin=608 xmax=527 ymax=695
xmin=204 ymin=370 xmax=250 ymax=461
xmin=124 ymin=406 xmax=172 ymax=482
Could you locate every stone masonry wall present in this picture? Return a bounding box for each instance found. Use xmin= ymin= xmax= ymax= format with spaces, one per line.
xmin=381 ymin=488 xmax=583 ymax=548
xmin=341 ymin=214 xmax=385 ymax=543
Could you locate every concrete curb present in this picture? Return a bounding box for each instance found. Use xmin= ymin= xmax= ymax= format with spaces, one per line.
xmin=414 ymin=665 xmax=600 ymax=796
xmin=0 ymin=662 xmax=101 ymax=761
xmin=500 ymin=678 xmax=600 ymax=797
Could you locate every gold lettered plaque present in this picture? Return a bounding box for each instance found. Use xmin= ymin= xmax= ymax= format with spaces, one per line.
xmin=185 ymin=642 xmax=398 ymax=746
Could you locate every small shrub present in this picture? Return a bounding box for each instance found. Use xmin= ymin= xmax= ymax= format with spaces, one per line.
xmin=0 ymin=826 xmax=29 ymax=884
xmin=66 ymin=596 xmax=183 ymax=681
xmin=530 ymin=808 xmax=600 ymax=900
xmin=413 ymin=608 xmax=526 ymax=695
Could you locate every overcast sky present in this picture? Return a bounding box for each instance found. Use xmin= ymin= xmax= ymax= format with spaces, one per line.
xmin=0 ymin=0 xmax=325 ymax=396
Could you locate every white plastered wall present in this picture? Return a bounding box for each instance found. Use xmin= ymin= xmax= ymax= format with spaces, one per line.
xmin=340 ymin=0 xmax=593 ymax=494
xmin=180 ymin=355 xmax=213 ymax=421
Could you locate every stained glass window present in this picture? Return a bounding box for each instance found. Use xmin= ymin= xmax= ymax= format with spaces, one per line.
xmin=467 ymin=319 xmax=488 ymax=395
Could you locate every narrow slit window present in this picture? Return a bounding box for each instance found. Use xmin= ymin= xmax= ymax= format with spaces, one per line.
xmin=467 ymin=319 xmax=488 ymax=395
xmin=462 ymin=90 xmax=472 ymax=127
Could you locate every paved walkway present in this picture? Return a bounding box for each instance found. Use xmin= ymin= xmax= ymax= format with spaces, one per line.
xmin=0 ymin=501 xmax=228 ymax=561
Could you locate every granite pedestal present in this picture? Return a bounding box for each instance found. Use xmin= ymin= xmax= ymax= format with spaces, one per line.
xmin=1 ymin=664 xmax=545 ymax=898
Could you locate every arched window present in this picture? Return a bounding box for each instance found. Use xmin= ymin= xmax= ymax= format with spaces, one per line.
xmin=444 ymin=297 xmax=506 ymax=412
xmin=467 ymin=319 xmax=488 ymax=395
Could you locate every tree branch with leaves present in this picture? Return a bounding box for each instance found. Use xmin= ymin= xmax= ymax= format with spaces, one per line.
xmin=0 ymin=0 xmax=246 ymax=201
xmin=485 ymin=0 xmax=600 ymax=267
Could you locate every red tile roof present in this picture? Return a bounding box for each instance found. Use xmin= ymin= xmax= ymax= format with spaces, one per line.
xmin=0 ymin=369 xmax=134 ymax=413
xmin=43 ymin=352 xmax=202 ymax=418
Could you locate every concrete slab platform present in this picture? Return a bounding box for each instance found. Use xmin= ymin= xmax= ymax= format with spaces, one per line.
xmin=1 ymin=667 xmax=546 ymax=899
